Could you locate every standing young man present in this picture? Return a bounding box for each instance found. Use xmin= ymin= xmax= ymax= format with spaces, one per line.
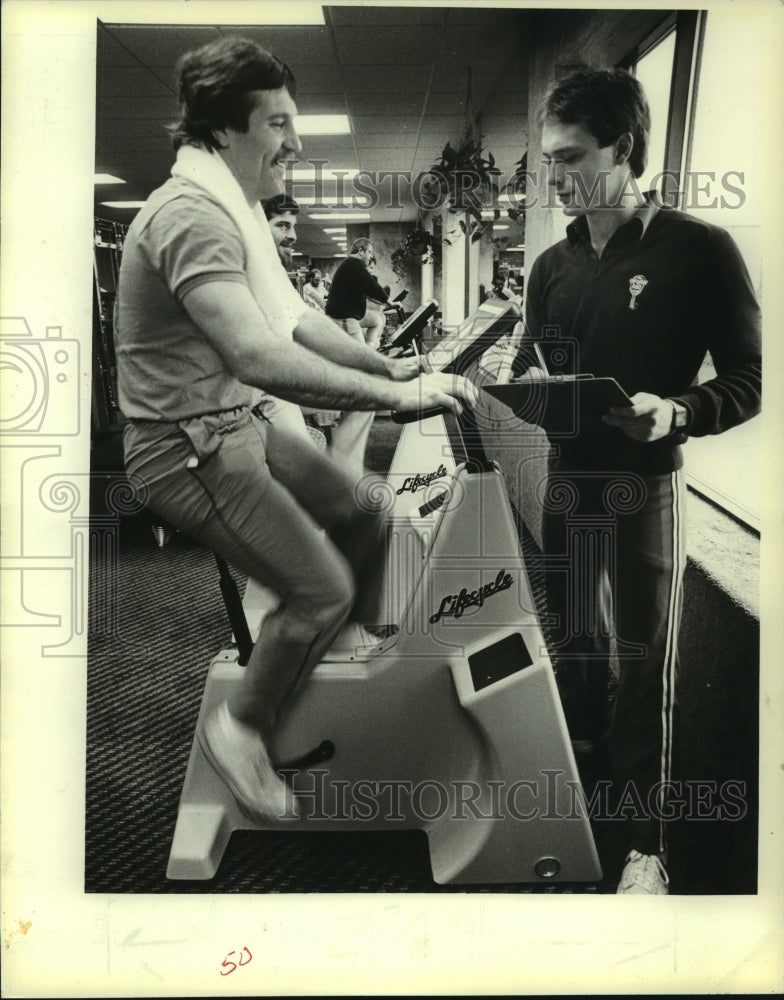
xmin=115 ymin=36 xmax=474 ymax=822
xmin=518 ymin=67 xmax=761 ymax=893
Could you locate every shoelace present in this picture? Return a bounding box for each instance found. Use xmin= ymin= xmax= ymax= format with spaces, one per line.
xmin=622 ymin=850 xmax=670 ymax=891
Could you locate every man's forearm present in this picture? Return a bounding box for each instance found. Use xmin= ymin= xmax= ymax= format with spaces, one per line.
xmin=247 ymin=338 xmax=399 ymax=411
xmin=294 ymin=308 xmax=389 ymax=376
xmin=182 ymin=279 xmax=398 ymax=404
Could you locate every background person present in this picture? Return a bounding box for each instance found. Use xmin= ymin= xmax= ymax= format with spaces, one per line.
xmin=302 ymin=268 xmax=327 ymax=312
xmin=326 ymin=237 xmax=389 ymax=347
xmin=263 ymin=194 xmax=333 ymax=450
xmin=263 ymin=195 xmax=341 ymax=451
xmin=360 ymin=250 xmax=388 ymax=349
xmin=517 ymin=66 xmax=761 ymax=895
xmin=262 ymin=196 xmax=379 ymax=472
xmin=262 ymin=193 xmax=299 ymax=270
xmin=115 ymin=36 xmax=474 ymax=825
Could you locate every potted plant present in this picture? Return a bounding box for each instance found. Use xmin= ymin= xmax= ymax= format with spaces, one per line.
xmin=422 ymin=133 xmax=500 ymax=232
xmin=443 ymin=150 xmax=527 ymax=247
xmin=390 ymin=226 xmax=438 ymax=279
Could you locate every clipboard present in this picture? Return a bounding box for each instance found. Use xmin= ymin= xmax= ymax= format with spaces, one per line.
xmin=484 ymin=376 xmax=633 ymax=434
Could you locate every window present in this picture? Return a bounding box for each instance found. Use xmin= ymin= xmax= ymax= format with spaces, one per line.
xmin=678 ymin=9 xmax=765 ymax=531
xmin=629 ymin=11 xmax=764 ymax=531
xmin=635 ymin=29 xmax=676 ymax=197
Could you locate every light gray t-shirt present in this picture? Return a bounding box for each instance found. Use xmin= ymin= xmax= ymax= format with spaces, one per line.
xmin=117 ymin=178 xmax=266 ymax=421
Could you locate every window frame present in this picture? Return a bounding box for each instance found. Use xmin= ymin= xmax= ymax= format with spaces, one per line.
xmin=623 ymin=11 xmax=760 ymax=535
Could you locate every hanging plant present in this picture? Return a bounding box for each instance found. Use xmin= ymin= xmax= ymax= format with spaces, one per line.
xmin=422 ymin=135 xmax=500 ymax=226
xmin=390 ymin=227 xmax=438 ymax=280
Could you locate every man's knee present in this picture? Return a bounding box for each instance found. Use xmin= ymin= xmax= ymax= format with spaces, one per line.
xmin=296 ymin=559 xmax=356 ymax=631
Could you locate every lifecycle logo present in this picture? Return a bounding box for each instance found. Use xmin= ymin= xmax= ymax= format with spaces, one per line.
xmin=430 ymin=569 xmax=514 ymax=624
xmin=396 ymin=464 xmax=448 ymax=495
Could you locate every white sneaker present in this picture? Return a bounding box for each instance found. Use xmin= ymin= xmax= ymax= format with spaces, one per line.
xmin=198 ymin=701 xmax=299 ymax=822
xmin=616 ymin=850 xmax=669 ymax=895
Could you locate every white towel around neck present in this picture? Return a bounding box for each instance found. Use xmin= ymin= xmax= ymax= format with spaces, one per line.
xmin=171 ymin=144 xmax=311 ymax=439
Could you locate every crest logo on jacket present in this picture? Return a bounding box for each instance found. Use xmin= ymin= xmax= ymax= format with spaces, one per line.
xmin=628 ymin=274 xmax=649 ymax=310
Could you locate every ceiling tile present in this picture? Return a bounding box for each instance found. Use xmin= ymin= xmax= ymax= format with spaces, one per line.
xmin=97 ymin=66 xmax=176 ymax=98
xmin=429 ymin=64 xmax=474 ymax=93
xmin=352 ymin=116 xmax=423 ymax=136
xmin=482 ymin=114 xmax=527 ymax=136
xmin=134 ymin=119 xmax=180 ymax=142
xmin=95 ymin=107 xmax=148 ymax=135
xmin=445 ymin=7 xmax=530 ymax=25
xmin=96 ymin=25 xmax=144 ymax=67
xmin=294 ymin=93 xmax=348 ymax=114
xmin=328 ymin=7 xmax=448 ymax=27
xmin=290 ymin=65 xmax=344 ymax=92
xmin=425 ymin=93 xmax=467 ymax=116
xmin=348 ymin=94 xmax=424 ymax=117
xmin=355 ymin=151 xmax=417 ymax=173
xmin=95 ymin=134 xmax=167 ymax=160
xmin=101 ymin=94 xmax=180 ymax=120
xmin=440 ymin=25 xmax=523 ymax=63
xmin=222 ymin=26 xmax=337 ymax=65
xmin=333 ymin=27 xmax=436 ymax=65
xmin=296 ymin=137 xmax=357 ymax=166
xmin=340 ymin=65 xmax=434 ymax=94
xmin=416 ymin=116 xmax=466 ymax=137
xmin=355 ymin=133 xmax=418 ymax=150
xmin=104 ymin=25 xmax=222 ymax=66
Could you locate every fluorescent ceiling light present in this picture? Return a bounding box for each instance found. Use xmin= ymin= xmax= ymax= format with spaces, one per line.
xmin=295 ymin=115 xmax=351 ymax=135
xmin=323 ymin=227 xmax=346 ymax=234
xmin=95 ymin=173 xmax=125 ymax=185
xmin=100 ymin=201 xmax=146 ymax=208
xmin=494 ymin=225 xmax=510 ymax=231
xmin=309 ymin=213 xmax=370 ymax=221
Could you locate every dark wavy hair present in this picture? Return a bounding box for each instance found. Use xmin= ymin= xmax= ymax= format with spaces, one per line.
xmin=171 ymin=36 xmax=296 ymax=152
xmin=539 ymin=66 xmax=650 ymax=178
xmin=350 ymin=237 xmax=373 ymax=254
xmin=262 ymin=194 xmax=300 ymax=219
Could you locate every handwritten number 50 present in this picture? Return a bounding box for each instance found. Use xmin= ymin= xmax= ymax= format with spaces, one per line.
xmin=220 ymin=946 xmax=252 ymax=975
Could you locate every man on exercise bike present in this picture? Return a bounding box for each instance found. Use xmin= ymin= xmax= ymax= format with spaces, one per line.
xmin=114 ymin=36 xmax=475 ymax=823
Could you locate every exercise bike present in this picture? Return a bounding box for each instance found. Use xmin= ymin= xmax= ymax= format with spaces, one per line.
xmin=166 ymin=302 xmax=602 ymax=886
